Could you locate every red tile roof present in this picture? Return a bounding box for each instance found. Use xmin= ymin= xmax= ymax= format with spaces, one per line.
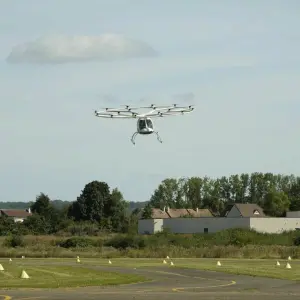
xmin=0 ymin=209 xmax=32 ymax=218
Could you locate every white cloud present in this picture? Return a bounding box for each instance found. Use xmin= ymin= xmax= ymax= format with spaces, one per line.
xmin=6 ymin=34 xmax=158 ymax=64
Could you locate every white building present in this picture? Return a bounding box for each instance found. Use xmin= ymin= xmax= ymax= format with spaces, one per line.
xmin=138 ymin=204 xmax=300 ymax=234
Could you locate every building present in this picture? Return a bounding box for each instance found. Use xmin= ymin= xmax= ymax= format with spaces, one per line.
xmin=222 ymin=203 xmax=265 ymax=217
xmin=286 ymin=211 xmax=300 ymax=218
xmin=138 ymin=203 xmax=300 ymax=234
xmin=0 ymin=208 xmax=32 ymax=223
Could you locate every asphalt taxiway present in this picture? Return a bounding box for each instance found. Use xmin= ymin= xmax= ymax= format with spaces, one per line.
xmin=1 ymin=264 xmax=300 ymax=300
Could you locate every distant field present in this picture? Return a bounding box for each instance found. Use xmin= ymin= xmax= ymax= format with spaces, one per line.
xmin=0 ymin=257 xmax=298 ymax=286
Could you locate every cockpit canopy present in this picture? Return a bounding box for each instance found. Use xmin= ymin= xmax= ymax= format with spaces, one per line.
xmin=138 ymin=118 xmax=153 ymax=131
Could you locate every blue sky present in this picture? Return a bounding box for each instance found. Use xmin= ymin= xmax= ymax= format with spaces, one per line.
xmin=1 ymin=0 xmax=300 ymax=203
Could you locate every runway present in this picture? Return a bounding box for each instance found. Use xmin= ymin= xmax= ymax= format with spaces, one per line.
xmin=1 ymin=264 xmax=300 ymax=300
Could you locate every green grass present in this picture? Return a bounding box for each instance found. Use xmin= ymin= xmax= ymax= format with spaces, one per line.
xmin=0 ymin=259 xmax=147 ymax=289
xmin=72 ymin=257 xmax=300 ymax=281
xmin=171 ymin=258 xmax=299 ymax=281
xmin=0 ymin=257 xmax=299 ymax=288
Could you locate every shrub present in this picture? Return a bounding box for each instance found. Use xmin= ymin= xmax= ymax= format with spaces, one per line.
xmin=104 ymin=235 xmax=146 ymax=249
xmin=293 ymin=236 xmax=300 ymax=246
xmin=4 ymin=235 xmax=25 ymax=248
xmin=59 ymin=237 xmax=95 ymax=248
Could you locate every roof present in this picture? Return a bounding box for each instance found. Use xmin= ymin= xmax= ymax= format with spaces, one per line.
xmin=224 ymin=203 xmax=265 ymax=217
xmin=0 ymin=209 xmax=32 ymax=218
xmin=186 ymin=208 xmax=213 ymax=217
xmin=151 ymin=208 xmax=170 ymax=219
xmin=145 ymin=207 xmax=213 ymax=219
xmin=167 ymin=208 xmax=190 ymax=218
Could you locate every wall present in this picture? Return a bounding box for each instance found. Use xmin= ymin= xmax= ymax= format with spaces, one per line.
xmin=139 ymin=217 xmax=300 ymax=235
xmin=162 ymin=217 xmax=250 ymax=234
xmin=138 ymin=219 xmax=164 ymax=234
xmin=138 ymin=219 xmax=155 ymax=234
xmin=286 ymin=211 xmax=300 ymax=218
xmin=13 ymin=217 xmax=25 ymax=223
xmin=250 ymin=218 xmax=300 ymax=233
xmin=154 ymin=219 xmax=164 ymax=233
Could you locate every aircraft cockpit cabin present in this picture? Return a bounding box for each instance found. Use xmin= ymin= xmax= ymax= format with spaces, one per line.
xmin=137 ymin=117 xmax=154 ymax=134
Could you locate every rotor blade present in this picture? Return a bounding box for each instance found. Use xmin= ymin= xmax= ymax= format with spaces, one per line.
xmin=94 ymin=110 xmax=137 ymax=118
xmin=95 ymin=104 xmax=195 ymax=111
xmin=139 ymin=104 xmax=195 ymax=109
xmin=95 ymin=114 xmax=137 ymax=119
xmin=142 ymin=109 xmax=194 ymax=118
xmin=119 ymin=105 xmax=149 ymax=110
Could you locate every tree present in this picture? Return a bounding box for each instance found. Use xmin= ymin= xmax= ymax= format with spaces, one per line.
xmin=67 ymin=181 xmax=128 ymax=232
xmin=31 ymin=193 xmax=52 ymax=217
xmin=23 ymin=214 xmax=52 ymax=235
xmin=149 ymin=178 xmax=185 ymax=209
xmin=141 ymin=203 xmax=153 ymax=219
xmin=263 ymin=190 xmax=290 ymax=217
xmin=288 ymin=178 xmax=300 ymax=211
xmin=28 ymin=192 xmax=66 ymax=234
xmin=148 ymin=172 xmax=300 ymax=215
xmin=183 ymin=177 xmax=203 ymax=208
xmin=106 ymin=188 xmax=129 ymax=232
xmin=69 ymin=181 xmax=111 ymax=222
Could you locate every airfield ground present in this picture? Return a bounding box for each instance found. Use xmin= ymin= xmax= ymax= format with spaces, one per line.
xmin=0 ymin=258 xmax=299 ymax=299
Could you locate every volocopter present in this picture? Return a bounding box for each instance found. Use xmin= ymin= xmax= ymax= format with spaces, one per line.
xmin=94 ymin=103 xmax=195 ymax=145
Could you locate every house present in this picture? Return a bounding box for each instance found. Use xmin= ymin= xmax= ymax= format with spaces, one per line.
xmin=0 ymin=208 xmax=32 ymax=223
xmin=138 ymin=203 xmax=300 ymax=234
xmin=222 ymin=203 xmax=265 ymax=218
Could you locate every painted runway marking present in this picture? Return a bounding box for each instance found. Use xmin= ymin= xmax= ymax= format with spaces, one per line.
xmin=172 ymin=280 xmax=237 ymax=292
xmin=29 ymin=267 xmax=71 ymax=277
xmin=155 ymin=270 xmax=189 ymax=277
xmin=16 ymin=297 xmax=46 ymax=300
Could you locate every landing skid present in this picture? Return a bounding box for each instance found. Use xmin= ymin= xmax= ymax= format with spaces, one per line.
xmin=131 ymin=131 xmax=163 ymax=145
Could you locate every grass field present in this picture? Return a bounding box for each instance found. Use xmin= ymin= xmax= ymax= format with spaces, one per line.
xmin=0 ymin=257 xmax=298 ymax=289
xmin=0 ymin=259 xmax=147 ymax=289
xmin=76 ymin=257 xmax=300 ymax=281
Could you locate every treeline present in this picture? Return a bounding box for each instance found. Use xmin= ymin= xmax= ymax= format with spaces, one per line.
xmin=142 ymin=173 xmax=300 ymax=218
xmin=1 ymin=172 xmax=300 ymax=236
xmin=0 ymin=200 xmax=147 ymax=213
xmin=0 ymin=181 xmax=140 ymax=236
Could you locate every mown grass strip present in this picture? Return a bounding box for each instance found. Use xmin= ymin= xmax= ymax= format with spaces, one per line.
xmin=0 ymin=263 xmax=147 ymax=289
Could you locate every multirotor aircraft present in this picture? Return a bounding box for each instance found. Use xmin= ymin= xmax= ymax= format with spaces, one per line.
xmin=94 ymin=104 xmax=195 ymax=145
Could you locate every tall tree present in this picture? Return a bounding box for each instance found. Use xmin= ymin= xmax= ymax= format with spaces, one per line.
xmin=141 ymin=202 xmax=153 ymax=219
xmin=264 ymin=190 xmax=290 ymax=217
xmin=183 ymin=177 xmax=204 ymax=208
xmin=288 ymin=178 xmax=300 ymax=211
xmin=31 ymin=193 xmax=52 ymax=216
xmin=149 ymin=178 xmax=185 ymax=209
xmin=107 ymin=188 xmax=128 ymax=232
xmin=69 ymin=181 xmax=111 ymax=222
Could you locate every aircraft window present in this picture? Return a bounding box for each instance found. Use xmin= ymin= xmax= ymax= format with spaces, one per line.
xmin=146 ymin=119 xmax=153 ymax=128
xmin=139 ymin=119 xmax=146 ymax=129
